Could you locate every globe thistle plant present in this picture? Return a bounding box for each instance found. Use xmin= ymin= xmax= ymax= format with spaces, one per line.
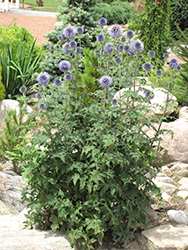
xmin=19 ymin=86 xmax=27 ymax=94
xmin=163 ymin=53 xmax=169 ymax=59
xmin=75 ymin=47 xmax=82 ymax=54
xmin=104 ymin=43 xmax=113 ymax=53
xmin=99 ymin=76 xmax=113 ymax=88
xmin=98 ymin=17 xmax=107 ymax=27
xmin=58 ymin=33 xmax=65 ymax=41
xmin=111 ymin=98 xmax=118 ymax=106
xmin=63 ymin=26 xmax=76 ymax=39
xmin=169 ymin=58 xmax=179 ymax=69
xmin=155 ymin=69 xmax=163 ymax=77
xmin=97 ymin=34 xmax=105 ymax=43
xmin=94 ymin=49 xmax=101 ymax=57
xmin=123 ymin=44 xmax=129 ymax=53
xmin=39 ymin=102 xmax=46 ymax=110
xmin=62 ymin=42 xmax=71 ymax=54
xmin=69 ymin=40 xmax=77 ymax=49
xmin=176 ymin=65 xmax=181 ymax=71
xmin=37 ymin=72 xmax=50 ymax=86
xmin=116 ymin=44 xmax=123 ymax=52
xmin=109 ymin=25 xmax=123 ymax=38
xmin=59 ymin=60 xmax=71 ymax=72
xmin=64 ymin=73 xmax=72 ymax=81
xmin=35 ymin=92 xmax=42 ymax=99
xmin=76 ymin=26 xmax=84 ymax=35
xmin=114 ymin=57 xmax=122 ymax=64
xmin=54 ymin=78 xmax=62 ymax=86
xmin=148 ymin=50 xmax=156 ymax=58
xmin=120 ymin=36 xmax=126 ymax=43
xmin=129 ymin=39 xmax=144 ymax=54
xmin=126 ymin=30 xmax=134 ymax=39
xmin=144 ymin=90 xmax=155 ymax=100
xmin=142 ymin=62 xmax=153 ymax=72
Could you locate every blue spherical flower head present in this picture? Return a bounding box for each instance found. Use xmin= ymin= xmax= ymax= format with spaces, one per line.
xmin=63 ymin=26 xmax=76 ymax=39
xmin=163 ymin=53 xmax=169 ymax=59
xmin=69 ymin=40 xmax=77 ymax=48
xmin=155 ymin=69 xmax=163 ymax=77
xmin=104 ymin=43 xmax=113 ymax=53
xmin=176 ymin=64 xmax=181 ymax=71
xmin=62 ymin=42 xmax=70 ymax=54
xmin=97 ymin=34 xmax=105 ymax=42
xmin=109 ymin=25 xmax=123 ymax=38
xmin=129 ymin=39 xmax=144 ymax=54
xmin=58 ymin=33 xmax=65 ymax=41
xmin=114 ymin=57 xmax=122 ymax=64
xmin=19 ymin=85 xmax=27 ymax=94
xmin=121 ymin=36 xmax=126 ymax=43
xmin=99 ymin=76 xmax=113 ymax=88
xmin=35 ymin=92 xmax=42 ymax=99
xmin=116 ymin=44 xmax=123 ymax=52
xmin=126 ymin=30 xmax=134 ymax=39
xmin=142 ymin=62 xmax=153 ymax=72
xmin=50 ymin=45 xmax=54 ymax=52
xmin=64 ymin=73 xmax=72 ymax=81
xmin=138 ymin=54 xmax=143 ymax=60
xmin=59 ymin=60 xmax=71 ymax=72
xmin=54 ymin=78 xmax=62 ymax=86
xmin=94 ymin=49 xmax=101 ymax=57
xmin=169 ymin=58 xmax=179 ymax=69
xmin=37 ymin=72 xmax=50 ymax=86
xmin=111 ymin=98 xmax=118 ymax=106
xmin=98 ymin=17 xmax=107 ymax=27
xmin=75 ymin=47 xmax=82 ymax=54
xmin=144 ymin=90 xmax=154 ymax=100
xmin=76 ymin=26 xmax=84 ymax=35
xmin=39 ymin=102 xmax=46 ymax=110
xmin=123 ymin=44 xmax=129 ymax=53
xmin=148 ymin=50 xmax=156 ymax=58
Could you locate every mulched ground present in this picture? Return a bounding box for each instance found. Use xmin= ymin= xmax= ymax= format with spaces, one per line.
xmin=0 ymin=12 xmax=57 ymax=45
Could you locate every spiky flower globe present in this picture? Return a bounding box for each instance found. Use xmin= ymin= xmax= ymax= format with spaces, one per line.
xmin=39 ymin=102 xmax=46 ymax=110
xmin=76 ymin=26 xmax=84 ymax=35
xmin=148 ymin=50 xmax=156 ymax=58
xmin=104 ymin=43 xmax=113 ymax=53
xmin=19 ymin=85 xmax=27 ymax=94
xmin=35 ymin=92 xmax=42 ymax=99
xmin=109 ymin=25 xmax=123 ymax=38
xmin=37 ymin=72 xmax=50 ymax=86
xmin=64 ymin=73 xmax=72 ymax=81
xmin=62 ymin=42 xmax=70 ymax=54
xmin=98 ymin=17 xmax=107 ymax=27
xmin=58 ymin=33 xmax=65 ymax=41
xmin=155 ymin=69 xmax=163 ymax=77
xmin=69 ymin=40 xmax=77 ymax=48
xmin=75 ymin=47 xmax=82 ymax=54
xmin=169 ymin=58 xmax=179 ymax=69
xmin=59 ymin=60 xmax=71 ymax=72
xmin=116 ymin=44 xmax=123 ymax=52
xmin=121 ymin=36 xmax=126 ymax=42
xmin=176 ymin=64 xmax=181 ymax=71
xmin=123 ymin=44 xmax=129 ymax=52
xmin=63 ymin=26 xmax=76 ymax=39
xmin=163 ymin=53 xmax=169 ymax=59
xmin=144 ymin=90 xmax=154 ymax=100
xmin=142 ymin=62 xmax=153 ymax=72
xmin=114 ymin=57 xmax=122 ymax=64
xmin=129 ymin=39 xmax=144 ymax=54
xmin=97 ymin=34 xmax=105 ymax=42
xmin=99 ymin=76 xmax=113 ymax=88
xmin=94 ymin=49 xmax=101 ymax=57
xmin=111 ymin=98 xmax=118 ymax=106
xmin=138 ymin=54 xmax=143 ymax=60
xmin=54 ymin=78 xmax=62 ymax=86
xmin=126 ymin=30 xmax=134 ymax=39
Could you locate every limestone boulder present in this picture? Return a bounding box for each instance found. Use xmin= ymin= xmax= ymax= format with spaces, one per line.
xmin=0 ymin=99 xmax=33 ymax=137
xmin=138 ymin=224 xmax=188 ymax=250
xmin=113 ymin=86 xmax=178 ymax=119
xmin=0 ymin=172 xmax=27 ymax=214
xmin=179 ymin=106 xmax=188 ymax=119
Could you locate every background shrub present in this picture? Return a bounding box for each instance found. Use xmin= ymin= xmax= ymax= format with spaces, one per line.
xmin=170 ymin=0 xmax=188 ymax=39
xmin=93 ymin=1 xmax=133 ymax=25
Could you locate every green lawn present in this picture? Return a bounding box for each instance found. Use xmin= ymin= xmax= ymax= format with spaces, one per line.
xmin=22 ymin=0 xmax=65 ymax=12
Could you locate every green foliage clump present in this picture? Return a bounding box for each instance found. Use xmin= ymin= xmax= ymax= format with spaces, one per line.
xmin=67 ymin=0 xmax=100 ymax=10
xmin=0 ymin=37 xmax=44 ymax=99
xmin=132 ymin=0 xmax=171 ymax=66
xmin=0 ymin=24 xmax=43 ymax=56
xmin=0 ymin=65 xmax=5 ymax=101
xmin=94 ymin=1 xmax=133 ymax=25
xmin=170 ymin=0 xmax=188 ymax=39
xmin=0 ymin=98 xmax=35 ymax=174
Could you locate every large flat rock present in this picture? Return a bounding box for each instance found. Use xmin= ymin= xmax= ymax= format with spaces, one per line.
xmin=138 ymin=224 xmax=188 ymax=250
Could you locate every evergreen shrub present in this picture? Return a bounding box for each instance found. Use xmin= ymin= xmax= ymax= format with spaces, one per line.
xmin=18 ymin=19 xmax=181 ymax=250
